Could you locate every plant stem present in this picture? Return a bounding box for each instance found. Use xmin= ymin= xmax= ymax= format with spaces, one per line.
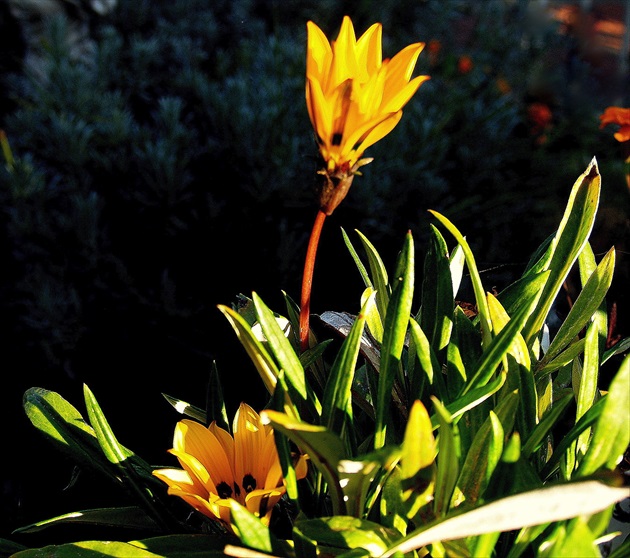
xmin=299 ymin=209 xmax=327 ymax=351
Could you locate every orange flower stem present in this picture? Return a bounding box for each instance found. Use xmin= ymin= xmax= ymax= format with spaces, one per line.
xmin=299 ymin=209 xmax=327 ymax=352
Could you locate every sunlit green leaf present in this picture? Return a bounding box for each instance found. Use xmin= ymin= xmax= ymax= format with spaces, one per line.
xmin=261 ymin=410 xmax=347 ymax=515
xmin=253 ymin=292 xmax=321 ymax=419
xmin=375 ymin=231 xmax=414 ymax=449
xmin=383 ymin=475 xmax=629 ymax=556
xmin=432 ymin=398 xmax=460 ymax=517
xmin=218 ymin=304 xmax=279 ymax=396
xmin=539 ymin=247 xmax=614 ymax=368
xmin=578 ymin=355 xmax=630 ymax=476
xmin=354 ymin=229 xmax=391 ymax=319
xmin=428 ymin=210 xmax=492 ymax=349
xmin=522 ymin=159 xmax=601 ymax=344
xmin=294 ymin=516 xmax=400 ymax=557
xmin=322 ymin=291 xmax=375 ymax=450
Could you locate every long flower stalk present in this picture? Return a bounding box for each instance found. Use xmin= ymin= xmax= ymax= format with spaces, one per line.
xmin=299 ymin=209 xmax=327 ymax=351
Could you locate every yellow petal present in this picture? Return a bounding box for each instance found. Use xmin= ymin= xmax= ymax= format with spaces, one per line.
xmin=306 ymin=21 xmax=332 ymax=83
xmin=331 ymin=16 xmax=359 ymax=89
xmin=356 ymin=22 xmax=382 ymax=79
xmin=244 ymin=488 xmax=285 ymax=524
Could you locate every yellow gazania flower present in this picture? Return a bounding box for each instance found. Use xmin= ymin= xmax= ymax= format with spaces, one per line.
xmin=153 ymin=403 xmax=308 ymax=529
xmin=306 ymin=15 xmax=429 ymax=214
xmin=600 ymin=106 xmax=630 ymax=142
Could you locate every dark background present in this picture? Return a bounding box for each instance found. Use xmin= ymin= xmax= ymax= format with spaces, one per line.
xmin=0 ymin=0 xmax=628 ymax=547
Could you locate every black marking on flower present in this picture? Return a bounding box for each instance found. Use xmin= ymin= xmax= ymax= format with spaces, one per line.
xmin=217 ymin=482 xmax=233 ymax=499
xmin=243 ymin=474 xmax=257 ymax=493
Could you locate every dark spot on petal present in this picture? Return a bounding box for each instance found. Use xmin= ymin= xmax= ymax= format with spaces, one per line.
xmin=233 ymin=482 xmax=241 ymax=497
xmin=243 ymin=474 xmax=257 ymax=493
xmin=217 ymin=482 xmax=232 ymax=499
xmin=258 ymin=493 xmax=271 ymax=517
xmin=332 ymin=133 xmax=342 ymax=146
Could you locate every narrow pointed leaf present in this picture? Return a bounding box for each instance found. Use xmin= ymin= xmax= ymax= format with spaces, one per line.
xmin=428 ymin=210 xmax=492 ymax=348
xmin=539 ymin=247 xmax=615 ymax=367
xmin=228 ymin=500 xmax=278 ymax=554
xmin=322 ymin=292 xmax=375 ymax=444
xmin=218 ymin=304 xmax=279 ymax=395
xmin=354 ymin=229 xmax=391 ymax=319
xmin=375 ymin=231 xmax=414 ymax=449
xmin=253 ymin=292 xmax=321 ymax=418
xmin=22 ymin=388 xmax=115 ymax=480
xmin=578 ymin=355 xmax=630 ymax=476
xmin=419 ymin=224 xmax=454 ymax=353
xmin=261 ymin=410 xmax=347 ymax=515
xmin=522 ymin=159 xmax=601 ymax=343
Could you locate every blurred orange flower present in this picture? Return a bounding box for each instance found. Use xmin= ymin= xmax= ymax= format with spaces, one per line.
xmin=599 ymin=107 xmax=630 ymax=142
xmin=457 ymin=55 xmax=473 ymax=74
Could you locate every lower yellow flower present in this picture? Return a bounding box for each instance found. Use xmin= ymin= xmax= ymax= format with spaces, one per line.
xmin=153 ymin=403 xmax=308 ymax=529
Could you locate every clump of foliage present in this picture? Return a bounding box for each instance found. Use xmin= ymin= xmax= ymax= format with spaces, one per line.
xmin=0 ymin=0 xmax=627 ymax=548
xmin=4 ymin=158 xmax=629 ymax=557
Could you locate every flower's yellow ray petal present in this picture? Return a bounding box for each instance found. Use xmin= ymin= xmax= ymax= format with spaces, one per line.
xmin=209 ymin=422 xmax=235 ymax=469
xmin=382 ymin=75 xmax=430 ymax=114
xmin=245 ymin=488 xmax=285 ymax=524
xmin=306 ymin=21 xmax=332 ymax=83
xmin=356 ymin=22 xmax=382 ymax=79
xmin=331 ymin=16 xmax=359 ymax=90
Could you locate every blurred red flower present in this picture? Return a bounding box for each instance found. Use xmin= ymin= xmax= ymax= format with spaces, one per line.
xmin=599 ymin=106 xmax=630 ymax=142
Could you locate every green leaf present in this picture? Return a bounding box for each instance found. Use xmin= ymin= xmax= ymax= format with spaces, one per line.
xmin=428 ymin=210 xmax=492 ymax=349
xmin=253 ymin=292 xmax=321 ymax=419
xmin=539 ymin=247 xmax=615 ymax=368
xmin=12 ymin=541 xmax=163 ymax=557
xmin=578 ymin=355 xmax=630 ymax=476
xmin=432 ymin=398 xmax=460 ymax=517
xmin=83 ymin=385 xmax=174 ymax=530
xmin=131 ymin=534 xmax=236 ymax=557
xmin=400 ymin=400 xmax=436 ymax=517
xmin=522 ymin=159 xmax=601 ymax=344
xmin=261 ymin=410 xmax=348 ymax=515
xmin=161 ymin=393 xmax=208 ymax=424
xmin=218 ymin=303 xmax=279 ymax=396
xmin=457 ymin=392 xmax=519 ymax=505
xmin=382 ymin=476 xmax=629 ymax=556
xmin=322 ymin=291 xmax=375 ymax=450
xmin=408 ymin=317 xmax=444 ymax=402
xmin=206 ymin=360 xmax=229 ymax=431
xmin=13 ymin=507 xmax=160 ymax=534
xmin=540 ymin=396 xmax=606 ymax=480
xmin=293 ymin=516 xmax=400 ymax=557
xmin=342 ymin=227 xmax=373 ymax=291
xmin=354 ymin=229 xmax=391 ymax=320
xmin=574 ymin=321 xmax=601 ymax=456
xmin=521 ymin=392 xmax=574 ymax=458
xmin=337 ymin=446 xmax=400 ymax=518
xmin=460 ymin=286 xmax=541 ymax=397
xmin=374 ymin=231 xmax=414 ymax=449
xmin=22 ymin=387 xmax=116 ymax=481
xmin=228 ymin=500 xmax=281 ymax=554
xmin=419 ymin=224 xmax=454 ymax=353
xmin=83 ymin=384 xmax=135 ymax=465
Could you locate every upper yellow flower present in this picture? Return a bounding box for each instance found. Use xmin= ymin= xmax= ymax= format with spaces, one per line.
xmin=153 ymin=403 xmax=308 ymax=530
xmin=306 ymin=16 xmax=428 ymax=191
xmin=600 ymin=106 xmax=630 ymax=142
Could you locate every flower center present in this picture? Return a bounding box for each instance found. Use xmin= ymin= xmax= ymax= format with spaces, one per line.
xmin=242 ymin=474 xmax=257 ymax=493
xmin=216 ymin=481 xmax=233 ymax=499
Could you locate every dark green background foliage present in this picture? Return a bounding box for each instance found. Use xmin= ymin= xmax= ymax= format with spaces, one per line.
xmin=0 ymin=0 xmax=627 ymax=543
